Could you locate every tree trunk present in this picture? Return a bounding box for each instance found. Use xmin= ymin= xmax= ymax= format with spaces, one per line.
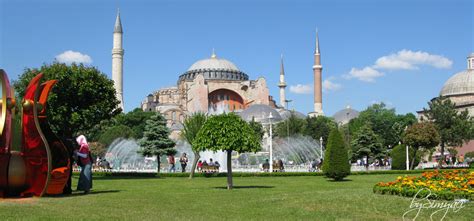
xmin=365 ymin=154 xmax=369 ymax=171
xmin=157 ymin=155 xmax=161 ymax=175
xmin=226 ymin=150 xmax=233 ymax=190
xmin=189 ymin=150 xmax=200 ymax=179
xmin=410 ymin=148 xmax=417 ymax=170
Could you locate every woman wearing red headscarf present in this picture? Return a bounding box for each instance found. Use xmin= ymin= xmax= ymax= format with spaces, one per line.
xmin=75 ymin=135 xmax=92 ymax=194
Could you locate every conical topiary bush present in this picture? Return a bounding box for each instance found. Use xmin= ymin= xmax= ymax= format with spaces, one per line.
xmin=322 ymin=128 xmax=350 ymax=181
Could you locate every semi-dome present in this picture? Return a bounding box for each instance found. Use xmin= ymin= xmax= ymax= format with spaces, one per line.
xmin=440 ymin=69 xmax=474 ymax=96
xmin=187 ymin=54 xmax=240 ymax=72
xmin=239 ymin=104 xmax=283 ymax=123
xmin=278 ymin=109 xmax=306 ymax=120
xmin=333 ymin=106 xmax=359 ymax=125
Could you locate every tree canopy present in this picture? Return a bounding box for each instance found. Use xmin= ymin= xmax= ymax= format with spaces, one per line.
xmin=348 ymin=103 xmax=416 ymax=148
xmin=351 ymin=123 xmax=385 ymax=167
xmin=181 ymin=112 xmax=207 ymax=178
xmin=402 ymin=122 xmax=440 ymax=169
xmin=193 ymin=113 xmax=261 ymax=189
xmin=275 ymin=113 xmax=306 ymax=137
xmin=13 ymin=62 xmax=121 ymax=139
xmin=423 ymin=96 xmax=473 ymax=161
xmin=305 ymin=115 xmax=337 ymax=145
xmin=138 ymin=113 xmax=176 ymax=174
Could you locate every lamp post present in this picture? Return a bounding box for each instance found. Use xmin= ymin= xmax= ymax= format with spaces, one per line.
xmin=406 ymin=145 xmax=410 ymax=171
xmin=268 ymin=112 xmax=274 ymax=173
xmin=403 ymin=126 xmax=410 ymax=171
xmin=320 ymin=137 xmax=324 ymax=159
xmin=285 ymin=99 xmax=293 ymax=144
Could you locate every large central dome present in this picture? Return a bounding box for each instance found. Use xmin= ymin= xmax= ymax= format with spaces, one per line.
xmin=179 ymin=52 xmax=249 ymax=82
xmin=187 ymin=53 xmax=240 ymax=72
xmin=440 ymin=69 xmax=474 ymax=96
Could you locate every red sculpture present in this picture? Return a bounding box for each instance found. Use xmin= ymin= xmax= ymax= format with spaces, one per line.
xmin=0 ymin=69 xmax=70 ymax=197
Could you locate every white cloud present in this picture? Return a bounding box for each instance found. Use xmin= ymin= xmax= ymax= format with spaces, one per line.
xmin=289 ymin=84 xmax=312 ymax=94
xmin=55 ymin=50 xmax=92 ymax=64
xmin=322 ymin=79 xmax=341 ymax=92
xmin=345 ymin=67 xmax=384 ymax=82
xmin=374 ymin=49 xmax=452 ymax=70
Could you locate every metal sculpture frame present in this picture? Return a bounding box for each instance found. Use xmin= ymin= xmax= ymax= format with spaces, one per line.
xmin=0 ymin=69 xmax=70 ymax=197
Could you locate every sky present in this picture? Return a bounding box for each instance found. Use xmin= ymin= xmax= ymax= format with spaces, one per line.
xmin=1 ymin=0 xmax=473 ymax=116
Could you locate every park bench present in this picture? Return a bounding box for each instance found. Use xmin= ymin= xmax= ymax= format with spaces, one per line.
xmin=201 ymin=165 xmax=219 ymax=173
xmin=262 ymin=163 xmax=284 ymax=172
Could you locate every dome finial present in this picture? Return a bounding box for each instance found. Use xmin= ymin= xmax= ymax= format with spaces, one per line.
xmin=211 ymin=48 xmax=217 ymax=58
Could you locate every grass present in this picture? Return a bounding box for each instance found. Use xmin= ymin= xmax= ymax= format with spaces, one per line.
xmin=0 ymin=173 xmax=473 ymax=220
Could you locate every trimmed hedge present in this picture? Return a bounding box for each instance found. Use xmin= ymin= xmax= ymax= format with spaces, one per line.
xmin=75 ymin=169 xmax=461 ymax=178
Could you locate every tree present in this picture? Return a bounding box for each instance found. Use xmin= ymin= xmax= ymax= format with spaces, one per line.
xmin=349 ymin=103 xmax=416 ymax=148
xmin=248 ymin=117 xmax=264 ymax=140
xmin=13 ymin=63 xmax=121 ymax=140
xmin=138 ymin=113 xmax=176 ymax=174
xmin=351 ymin=123 xmax=384 ymax=169
xmin=322 ymin=129 xmax=350 ymax=181
xmin=305 ymin=116 xmax=337 ymax=145
xmin=115 ymin=108 xmax=155 ymax=139
xmin=193 ymin=113 xmax=261 ymax=189
xmin=98 ymin=125 xmax=134 ymax=148
xmin=275 ymin=113 xmax=306 ymax=137
xmin=423 ymin=96 xmax=473 ymax=162
xmin=181 ymin=112 xmax=207 ymax=178
xmin=403 ymin=122 xmax=440 ymax=169
xmin=390 ymin=144 xmax=420 ymax=170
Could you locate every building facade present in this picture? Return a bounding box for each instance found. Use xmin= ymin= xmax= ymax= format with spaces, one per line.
xmin=141 ymin=51 xmax=273 ymax=131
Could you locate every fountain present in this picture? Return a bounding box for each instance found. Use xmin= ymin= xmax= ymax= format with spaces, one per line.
xmin=104 ymin=138 xmax=156 ymax=172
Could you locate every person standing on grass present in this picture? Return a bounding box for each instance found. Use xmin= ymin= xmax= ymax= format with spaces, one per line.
xmin=75 ymin=135 xmax=92 ymax=194
xmin=168 ymin=154 xmax=176 ymax=173
xmin=179 ymin=153 xmax=188 ymax=173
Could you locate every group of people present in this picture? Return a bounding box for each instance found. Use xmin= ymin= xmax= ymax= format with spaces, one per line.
xmin=262 ymin=159 xmax=285 ymax=172
xmin=167 ymin=153 xmax=189 ymax=173
xmin=197 ymin=158 xmax=221 ymax=172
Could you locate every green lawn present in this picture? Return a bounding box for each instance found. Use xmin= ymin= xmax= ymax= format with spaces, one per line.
xmin=0 ymin=174 xmax=472 ymax=220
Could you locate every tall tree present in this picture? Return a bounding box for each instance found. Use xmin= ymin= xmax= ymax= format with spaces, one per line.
xmin=351 ymin=123 xmax=384 ymax=169
xmin=114 ymin=108 xmax=155 ymax=139
xmin=138 ymin=113 xmax=176 ymax=174
xmin=322 ymin=129 xmax=350 ymax=181
xmin=305 ymin=115 xmax=337 ymax=145
xmin=403 ymin=122 xmax=440 ymax=169
xmin=13 ymin=62 xmax=121 ymax=139
xmin=349 ymin=103 xmax=416 ymax=148
xmin=275 ymin=113 xmax=307 ymax=137
xmin=248 ymin=117 xmax=265 ymax=140
xmin=181 ymin=112 xmax=207 ymax=179
xmin=193 ymin=113 xmax=261 ymax=189
xmin=423 ymin=96 xmax=473 ymax=162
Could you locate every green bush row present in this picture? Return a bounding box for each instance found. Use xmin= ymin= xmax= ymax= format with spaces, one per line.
xmin=77 ymin=169 xmax=458 ymax=178
xmin=373 ymin=185 xmax=473 ymax=201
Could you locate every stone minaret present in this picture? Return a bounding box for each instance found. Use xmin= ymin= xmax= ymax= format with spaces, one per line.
xmin=112 ymin=10 xmax=124 ymax=110
xmin=278 ymin=54 xmax=287 ymax=108
xmin=309 ymin=30 xmax=323 ymax=117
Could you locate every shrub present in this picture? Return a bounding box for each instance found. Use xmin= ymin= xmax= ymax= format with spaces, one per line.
xmin=322 ymin=129 xmax=350 ymax=181
xmin=465 ymin=151 xmax=474 ymax=159
xmin=390 ymin=144 xmax=420 ymax=170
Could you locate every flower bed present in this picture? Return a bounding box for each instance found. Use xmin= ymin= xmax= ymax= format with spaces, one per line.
xmin=374 ymin=170 xmax=474 ymax=200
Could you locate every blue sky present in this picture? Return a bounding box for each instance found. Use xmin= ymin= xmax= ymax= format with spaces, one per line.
xmin=1 ymin=0 xmax=473 ymax=115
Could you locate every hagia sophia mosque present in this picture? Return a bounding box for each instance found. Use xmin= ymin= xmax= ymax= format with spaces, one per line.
xmin=110 ymin=11 xmax=474 ymax=155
